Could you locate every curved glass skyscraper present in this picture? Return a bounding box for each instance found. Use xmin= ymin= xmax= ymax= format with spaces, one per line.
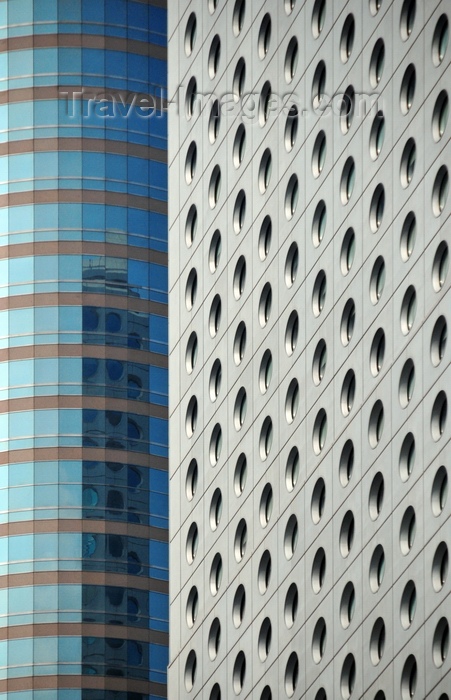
xmin=0 ymin=2 xmax=168 ymax=698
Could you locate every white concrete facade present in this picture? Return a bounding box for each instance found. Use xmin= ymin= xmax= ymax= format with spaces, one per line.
xmin=168 ymin=1 xmax=450 ymax=698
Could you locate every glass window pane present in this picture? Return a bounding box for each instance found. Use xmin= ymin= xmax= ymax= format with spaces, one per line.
xmin=9 ymin=0 xmax=33 ymax=24
xmin=9 ymin=50 xmax=33 ymax=77
xmin=59 ymin=306 xmax=82 ymax=332
xmin=10 ymin=411 xmax=33 ymax=438
xmin=9 ymin=637 xmax=32 ymax=666
xmin=34 ymin=585 xmax=57 ymax=611
xmin=9 ymin=153 xmax=33 ymax=181
xmin=34 ymin=0 xmax=57 ymax=21
xmin=35 ymin=255 xmax=58 ymax=281
xmin=35 ymin=204 xmax=58 ymax=229
xmin=35 ymin=151 xmax=57 ymax=178
xmin=34 ymin=635 xmax=57 ymax=663
xmin=34 ymin=48 xmax=58 ymax=75
xmin=35 ymin=306 xmax=58 ymax=332
xmin=8 ymin=102 xmax=33 ymax=129
xmin=35 ymin=408 xmax=58 ymax=436
xmin=59 ymin=0 xmax=81 ymax=21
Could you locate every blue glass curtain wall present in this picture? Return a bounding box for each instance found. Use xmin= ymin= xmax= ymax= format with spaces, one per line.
xmin=0 ymin=0 xmax=168 ymax=695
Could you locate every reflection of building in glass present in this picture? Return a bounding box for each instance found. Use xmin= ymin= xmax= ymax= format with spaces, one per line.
xmin=169 ymin=2 xmax=450 ymax=699
xmin=0 ymin=2 xmax=168 ymax=699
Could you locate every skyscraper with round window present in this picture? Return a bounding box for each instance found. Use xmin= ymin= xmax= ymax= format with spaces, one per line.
xmin=168 ymin=0 xmax=450 ymax=697
xmin=0 ymin=2 xmax=168 ymax=698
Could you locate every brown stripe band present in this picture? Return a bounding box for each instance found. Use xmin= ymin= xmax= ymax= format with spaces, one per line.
xmin=1 ymin=570 xmax=168 ymax=593
xmin=0 ymin=394 xmax=168 ymax=418
xmin=0 ymin=240 xmax=167 ymax=266
xmin=0 ymin=84 xmax=169 ymax=109
xmin=0 ymin=138 xmax=167 ymax=163
xmin=0 ymin=446 xmax=168 ymax=470
xmin=0 ymin=293 xmax=168 ymax=316
xmin=0 ymin=34 xmax=167 ymax=60
xmin=0 ymin=189 xmax=168 ymax=214
xmin=0 ymin=676 xmax=163 ymax=694
xmin=0 ymin=518 xmax=167 ymax=541
xmin=0 ymin=345 xmax=168 ymax=369
xmin=0 ymin=623 xmax=168 ymax=645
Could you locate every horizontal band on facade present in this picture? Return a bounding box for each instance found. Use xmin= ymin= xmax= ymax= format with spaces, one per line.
xmin=0 ymin=344 xmax=168 ymax=369
xmin=0 ymin=517 xmax=167 ymax=542
xmin=0 ymin=240 xmax=167 ymax=267
xmin=0 ymin=34 xmax=166 ymax=60
xmin=0 ymin=622 xmax=168 ymax=646
xmin=0 ymin=85 xmax=168 ymax=110
xmin=0 ymin=395 xmax=168 ymax=419
xmin=0 ymin=674 xmax=162 ymax=694
xmin=0 ymin=446 xmax=168 ymax=471
xmin=0 ymin=190 xmax=168 ymax=215
xmin=1 ymin=570 xmax=169 ymax=593
xmin=0 ymin=138 xmax=167 ymax=164
xmin=0 ymin=293 xmax=167 ymax=317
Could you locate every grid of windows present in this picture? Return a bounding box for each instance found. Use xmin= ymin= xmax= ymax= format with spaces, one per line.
xmin=169 ymin=0 xmax=450 ymax=698
xmin=1 ymin=1 xmax=168 ymax=697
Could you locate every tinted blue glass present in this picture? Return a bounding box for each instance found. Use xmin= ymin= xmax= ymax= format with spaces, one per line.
xmin=9 ymin=49 xmax=33 ymax=77
xmin=59 ymin=409 xmax=82 ymax=435
xmin=8 ymin=256 xmax=31 ymax=284
xmin=106 ymin=50 xmax=127 ymax=77
xmin=148 ymin=58 xmax=166 ymax=88
xmin=106 ymin=360 xmax=123 ymax=381
xmin=8 ymin=153 xmax=31 ymax=181
xmin=58 ymin=0 xmax=81 ymax=22
xmin=82 ymin=152 xmax=105 ymax=179
xmin=35 ymin=150 xmax=57 ymax=177
xmin=149 ymin=263 xmax=167 ymax=300
xmin=149 ymin=161 xmax=167 ymax=193
xmin=105 ymin=312 xmax=121 ymax=332
xmin=35 ymin=306 xmax=57 ymax=332
xmin=60 ymin=202 xmax=82 ymax=228
xmin=128 ymin=2 xmax=147 ymax=28
xmin=8 ymin=2 xmax=33 ymax=28
xmin=34 ymin=408 xmax=58 ymax=436
xmin=83 ymin=307 xmax=100 ymax=331
xmin=34 ymin=100 xmax=58 ymax=130
xmin=9 ymin=359 xmax=32 ymax=387
xmin=34 ymin=0 xmax=57 ymax=21
xmin=9 ymin=411 xmax=32 ymax=438
xmin=12 ymin=205 xmax=33 ymax=231
xmin=9 ymin=307 xmax=33 ymax=335
xmin=149 ymin=7 xmax=167 ymax=35
xmin=59 ymin=151 xmax=82 ymax=178
xmin=58 ymin=48 xmax=82 ymax=78
xmin=149 ymin=417 xmax=168 ymax=456
xmin=128 ymin=259 xmax=148 ymax=289
xmin=35 ymin=255 xmax=58 ymax=281
xmin=150 ymin=642 xmax=168 ymax=680
xmin=129 ymin=156 xmax=148 ymax=184
xmin=82 ymin=358 xmax=98 ymax=379
xmin=83 ymin=203 xmax=104 ymax=229
xmin=8 ymin=102 xmax=33 ymax=130
xmin=81 ymin=48 xmax=104 ymax=76
xmin=128 ymin=54 xmax=149 ymax=88
xmin=107 ymin=0 xmax=127 ymax=25
xmin=35 ymin=203 xmax=58 ymax=229
xmin=38 ymin=358 xmax=59 ymax=383
xmin=34 ymin=48 xmax=58 ymax=75
xmin=82 ymin=0 xmax=104 ymax=23
xmin=59 ymin=255 xmax=82 ymax=281
xmin=2 ymin=7 xmax=168 ymax=685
